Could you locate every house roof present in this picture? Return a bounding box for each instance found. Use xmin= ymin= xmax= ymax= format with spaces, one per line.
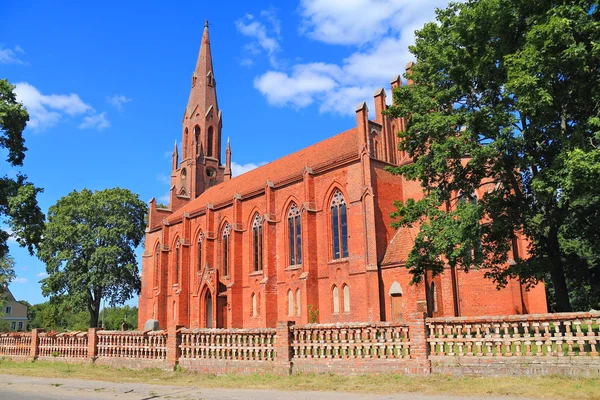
xmin=381 ymin=226 xmax=420 ymax=266
xmin=167 ymin=127 xmax=359 ymax=222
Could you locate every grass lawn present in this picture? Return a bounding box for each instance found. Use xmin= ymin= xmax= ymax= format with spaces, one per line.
xmin=0 ymin=359 xmax=599 ymax=399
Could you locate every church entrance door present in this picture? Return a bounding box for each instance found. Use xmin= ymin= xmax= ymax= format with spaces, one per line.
xmin=391 ymin=294 xmax=403 ymax=322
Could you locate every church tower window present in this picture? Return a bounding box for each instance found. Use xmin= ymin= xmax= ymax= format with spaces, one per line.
xmin=194 ymin=126 xmax=201 ymax=156
xmin=252 ymin=213 xmax=263 ymax=272
xmin=207 ymin=127 xmax=214 ymax=157
xmin=331 ymin=190 xmax=348 ymax=259
xmin=287 ymin=203 xmax=302 ymax=266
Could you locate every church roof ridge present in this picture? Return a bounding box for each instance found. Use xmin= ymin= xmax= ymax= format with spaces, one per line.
xmin=167 ymin=127 xmax=359 ymax=222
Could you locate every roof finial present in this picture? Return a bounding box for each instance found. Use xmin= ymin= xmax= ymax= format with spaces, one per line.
xmin=205 ymin=20 xmax=209 ymax=28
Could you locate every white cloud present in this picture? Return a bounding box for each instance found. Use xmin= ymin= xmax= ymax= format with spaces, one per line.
xmin=14 ymin=82 xmax=94 ymax=131
xmin=13 ymin=277 xmax=28 ymax=284
xmin=158 ymin=191 xmax=171 ymax=204
xmin=252 ymin=0 xmax=449 ymax=116
xmin=0 ymin=45 xmax=25 ymax=64
xmin=236 ymin=10 xmax=281 ymax=68
xmin=79 ymin=112 xmax=110 ymax=131
xmin=36 ymin=272 xmax=48 ymax=278
xmin=106 ymin=94 xmax=132 ymax=110
xmin=231 ymin=161 xmax=267 ymax=177
xmin=156 ymin=173 xmax=171 ymax=184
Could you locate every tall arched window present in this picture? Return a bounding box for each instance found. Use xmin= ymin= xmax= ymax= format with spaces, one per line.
xmin=287 ymin=203 xmax=302 ymax=265
xmin=194 ymin=126 xmax=201 ymax=156
xmin=296 ymin=289 xmax=301 ymax=316
xmin=184 ymin=128 xmax=188 ymax=158
xmin=154 ymin=243 xmax=161 ymax=287
xmin=251 ymin=293 xmax=257 ymax=317
xmin=174 ymin=239 xmax=181 ymax=284
xmin=197 ymin=231 xmax=204 ymax=274
xmin=252 ymin=213 xmax=263 ymax=272
xmin=331 ymin=191 xmax=349 ymax=259
xmin=332 ymin=285 xmax=339 ymax=314
xmin=343 ymin=284 xmax=350 ymax=313
xmin=458 ymin=192 xmax=482 ymax=264
xmin=207 ymin=126 xmax=214 ymax=157
xmin=221 ymin=223 xmax=231 ymax=276
xmin=287 ymin=290 xmax=294 ymax=316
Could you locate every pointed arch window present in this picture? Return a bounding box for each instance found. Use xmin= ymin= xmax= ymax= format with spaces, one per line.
xmin=332 ymin=285 xmax=339 ymax=314
xmin=287 ymin=290 xmax=294 ymax=316
xmin=252 ymin=213 xmax=263 ymax=272
xmin=331 ymin=191 xmax=349 ymax=259
xmin=287 ymin=204 xmax=302 ymax=266
xmin=207 ymin=126 xmax=214 ymax=157
xmin=184 ymin=128 xmax=189 ymax=158
xmin=458 ymin=192 xmax=483 ymax=264
xmin=221 ymin=223 xmax=231 ymax=276
xmin=296 ymin=289 xmax=301 ymax=316
xmin=197 ymin=231 xmax=204 ymax=274
xmin=154 ymin=243 xmax=161 ymax=287
xmin=174 ymin=239 xmax=181 ymax=285
xmin=194 ymin=126 xmax=201 ymax=156
xmin=343 ymin=284 xmax=350 ymax=313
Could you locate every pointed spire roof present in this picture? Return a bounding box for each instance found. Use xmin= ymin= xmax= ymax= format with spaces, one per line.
xmin=187 ymin=20 xmax=218 ymax=114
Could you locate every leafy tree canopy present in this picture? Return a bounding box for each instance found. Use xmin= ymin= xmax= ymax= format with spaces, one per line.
xmin=38 ymin=188 xmax=147 ymax=327
xmin=0 ymin=79 xmax=45 ymax=258
xmin=386 ymin=0 xmax=600 ymax=312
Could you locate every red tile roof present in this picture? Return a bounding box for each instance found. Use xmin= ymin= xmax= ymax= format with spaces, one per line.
xmin=168 ymin=127 xmax=359 ymax=222
xmin=381 ymin=226 xmax=420 ymax=266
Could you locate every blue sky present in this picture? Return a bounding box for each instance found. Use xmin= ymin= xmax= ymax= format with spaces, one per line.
xmin=1 ymin=0 xmax=448 ymax=305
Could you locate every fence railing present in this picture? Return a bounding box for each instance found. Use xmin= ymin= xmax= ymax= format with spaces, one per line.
xmin=97 ymin=330 xmax=167 ymax=359
xmin=427 ymin=312 xmax=600 ymax=357
xmin=38 ymin=331 xmax=88 ymax=358
xmin=179 ymin=328 xmax=277 ymax=361
xmin=0 ymin=332 xmax=31 ymax=356
xmin=291 ymin=322 xmax=411 ymax=359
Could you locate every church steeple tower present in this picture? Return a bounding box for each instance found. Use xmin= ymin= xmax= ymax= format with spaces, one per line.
xmin=171 ymin=20 xmax=225 ymax=208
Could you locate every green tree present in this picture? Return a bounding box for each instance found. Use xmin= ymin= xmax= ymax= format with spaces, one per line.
xmin=0 ymin=79 xmax=45 ymax=259
xmin=38 ymin=188 xmax=147 ymax=327
xmin=99 ymin=305 xmax=138 ymax=330
xmin=386 ymin=0 xmax=600 ymax=311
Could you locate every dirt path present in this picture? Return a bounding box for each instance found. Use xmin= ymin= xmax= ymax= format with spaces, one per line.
xmin=0 ymin=373 xmax=538 ymax=400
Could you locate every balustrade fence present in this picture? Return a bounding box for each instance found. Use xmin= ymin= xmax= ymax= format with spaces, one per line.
xmin=0 ymin=312 xmax=597 ymax=376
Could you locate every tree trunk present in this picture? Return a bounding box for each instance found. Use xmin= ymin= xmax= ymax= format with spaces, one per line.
xmin=550 ymin=260 xmax=572 ymax=312
xmin=89 ymin=309 xmax=99 ymax=328
xmin=547 ymin=227 xmax=572 ymax=312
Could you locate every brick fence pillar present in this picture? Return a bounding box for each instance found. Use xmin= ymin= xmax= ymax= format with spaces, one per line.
xmin=88 ymin=328 xmax=99 ymax=361
xmin=275 ymin=320 xmax=294 ymax=375
xmin=30 ymin=328 xmax=42 ymax=360
xmin=408 ymin=312 xmax=430 ymax=374
xmin=167 ymin=325 xmax=183 ymax=369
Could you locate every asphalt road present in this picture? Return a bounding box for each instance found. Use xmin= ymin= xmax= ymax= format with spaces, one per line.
xmin=0 ymin=374 xmax=537 ymax=400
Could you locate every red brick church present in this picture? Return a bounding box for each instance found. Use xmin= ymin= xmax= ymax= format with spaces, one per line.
xmin=138 ymin=22 xmax=547 ymax=330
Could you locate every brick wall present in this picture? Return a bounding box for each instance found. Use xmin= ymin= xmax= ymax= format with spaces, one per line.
xmin=1 ymin=312 xmax=598 ymax=376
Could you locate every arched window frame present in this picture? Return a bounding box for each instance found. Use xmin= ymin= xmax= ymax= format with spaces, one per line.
xmin=184 ymin=128 xmax=189 ymax=158
xmin=295 ymin=289 xmax=301 ymax=317
xmin=330 ymin=190 xmax=349 ymax=260
xmin=154 ymin=243 xmax=161 ymax=288
xmin=458 ymin=191 xmax=483 ymax=264
xmin=221 ymin=223 xmax=231 ymax=277
xmin=251 ymin=293 xmax=258 ymax=317
xmin=332 ymin=285 xmax=339 ymax=314
xmin=343 ymin=284 xmax=350 ymax=313
xmin=196 ymin=231 xmax=204 ymax=275
xmin=207 ymin=126 xmax=214 ymax=157
xmin=252 ymin=213 xmax=263 ymax=272
xmin=287 ymin=290 xmax=294 ymax=316
xmin=287 ymin=203 xmax=302 ymax=266
xmin=194 ymin=126 xmax=201 ymax=156
xmin=174 ymin=239 xmax=181 ymax=285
